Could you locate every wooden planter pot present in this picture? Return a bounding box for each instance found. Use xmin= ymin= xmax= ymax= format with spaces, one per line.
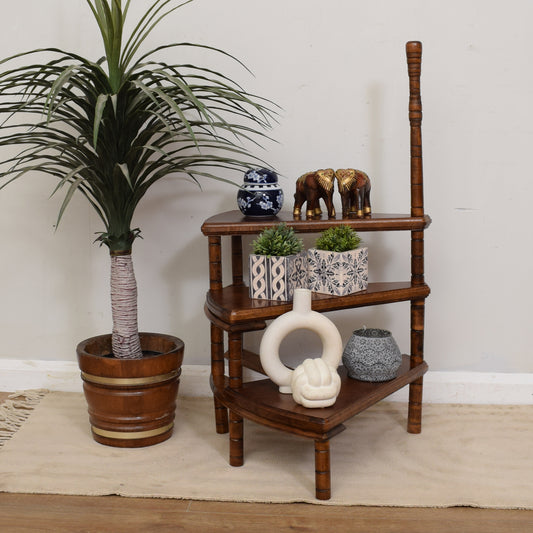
xmin=77 ymin=332 xmax=184 ymax=448
xmin=307 ymin=247 xmax=369 ymax=296
xmin=249 ymin=252 xmax=308 ymax=301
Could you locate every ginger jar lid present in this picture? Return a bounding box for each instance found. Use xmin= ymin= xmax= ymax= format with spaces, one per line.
xmin=243 ymin=168 xmax=278 ymax=184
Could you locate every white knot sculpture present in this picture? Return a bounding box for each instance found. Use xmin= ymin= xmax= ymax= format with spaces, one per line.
xmin=291 ymin=357 xmax=341 ymax=408
xmin=259 ymin=288 xmax=342 ymax=408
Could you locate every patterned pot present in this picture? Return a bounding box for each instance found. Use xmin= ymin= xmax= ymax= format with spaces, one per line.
xmin=237 ymin=168 xmax=284 ymax=217
xmin=249 ymin=252 xmax=308 ymax=301
xmin=307 ymin=247 xmax=368 ymax=296
xmin=342 ymin=328 xmax=402 ymax=382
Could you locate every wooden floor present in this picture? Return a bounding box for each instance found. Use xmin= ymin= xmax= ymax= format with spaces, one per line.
xmin=2 ymin=494 xmax=533 ymax=533
xmin=1 ymin=392 xmax=533 ymax=532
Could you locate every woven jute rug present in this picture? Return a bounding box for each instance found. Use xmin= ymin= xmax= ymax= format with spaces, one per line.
xmin=1 ymin=391 xmax=532 ymax=508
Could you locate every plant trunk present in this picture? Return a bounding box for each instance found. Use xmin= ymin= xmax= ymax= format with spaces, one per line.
xmin=110 ymin=252 xmax=143 ymax=359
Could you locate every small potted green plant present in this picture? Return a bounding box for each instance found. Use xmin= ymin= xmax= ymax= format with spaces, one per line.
xmin=307 ymin=225 xmax=368 ymax=296
xmin=249 ymin=223 xmax=307 ymax=301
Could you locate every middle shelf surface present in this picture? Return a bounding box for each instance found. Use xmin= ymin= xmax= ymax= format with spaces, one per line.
xmin=206 ymin=281 xmax=430 ymax=325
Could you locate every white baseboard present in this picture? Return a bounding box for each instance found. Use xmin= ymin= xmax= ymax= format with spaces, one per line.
xmin=386 ymin=371 xmax=533 ymax=404
xmin=0 ymin=360 xmax=532 ymax=404
xmin=0 ymin=360 xmax=212 ymax=398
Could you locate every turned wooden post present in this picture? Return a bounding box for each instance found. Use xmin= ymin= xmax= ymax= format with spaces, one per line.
xmin=406 ymin=40 xmax=426 ymax=433
xmin=207 ymin=236 xmax=229 ymax=433
xmin=228 ymin=331 xmax=244 ymax=466
xmin=211 ymin=323 xmax=228 ymax=434
xmin=231 ymin=235 xmax=244 ymax=286
xmin=408 ymin=299 xmax=425 ymax=433
xmin=407 ymin=40 xmax=424 ymax=219
xmin=407 ymin=41 xmax=425 ymax=286
xmin=315 ymin=439 xmax=331 ymax=500
xmin=208 ymin=236 xmax=223 ymax=291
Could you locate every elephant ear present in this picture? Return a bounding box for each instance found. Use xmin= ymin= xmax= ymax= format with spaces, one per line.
xmin=335 ymin=168 xmax=356 ymax=191
xmin=316 ymin=169 xmax=335 ymax=191
xmin=336 ymin=168 xmax=356 ymax=180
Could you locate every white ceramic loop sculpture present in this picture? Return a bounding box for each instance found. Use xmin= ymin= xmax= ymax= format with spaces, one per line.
xmin=259 ymin=288 xmax=342 ymax=407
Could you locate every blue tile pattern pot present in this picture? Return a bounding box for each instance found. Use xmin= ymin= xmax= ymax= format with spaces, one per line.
xmin=249 ymin=252 xmax=308 ymax=301
xmin=307 ymin=247 xmax=368 ymax=296
xmin=237 ymin=168 xmax=284 ymax=217
xmin=342 ymin=328 xmax=402 ymax=382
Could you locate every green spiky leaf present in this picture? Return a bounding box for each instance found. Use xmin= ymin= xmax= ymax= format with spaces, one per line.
xmin=0 ymin=0 xmax=278 ymax=253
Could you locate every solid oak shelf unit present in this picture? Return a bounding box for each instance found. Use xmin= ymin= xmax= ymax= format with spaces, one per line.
xmin=201 ymin=41 xmax=430 ymax=501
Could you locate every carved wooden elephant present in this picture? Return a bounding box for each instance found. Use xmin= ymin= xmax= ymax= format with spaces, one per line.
xmin=293 ymin=168 xmax=336 ymax=219
xmin=335 ymin=168 xmax=371 ymax=218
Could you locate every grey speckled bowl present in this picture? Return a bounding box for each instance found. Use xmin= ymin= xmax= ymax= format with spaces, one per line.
xmin=342 ymin=328 xmax=402 ymax=382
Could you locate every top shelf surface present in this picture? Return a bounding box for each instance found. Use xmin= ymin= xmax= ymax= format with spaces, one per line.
xmin=201 ymin=210 xmax=431 ymax=236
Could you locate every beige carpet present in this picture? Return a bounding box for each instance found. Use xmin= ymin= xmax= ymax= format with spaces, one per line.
xmin=0 ymin=391 xmax=532 ymax=508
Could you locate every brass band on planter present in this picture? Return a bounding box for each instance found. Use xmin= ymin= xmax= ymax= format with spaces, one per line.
xmin=80 ymin=369 xmax=181 ymax=387
xmin=92 ymin=423 xmax=174 ymax=440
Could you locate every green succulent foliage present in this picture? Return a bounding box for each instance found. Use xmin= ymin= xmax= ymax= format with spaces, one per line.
xmin=0 ymin=0 xmax=276 ymax=252
xmin=252 ymin=223 xmax=304 ymax=257
xmin=315 ymin=225 xmax=362 ymax=252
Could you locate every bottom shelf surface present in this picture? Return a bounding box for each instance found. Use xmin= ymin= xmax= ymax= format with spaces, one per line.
xmin=214 ymin=355 xmax=428 ymax=439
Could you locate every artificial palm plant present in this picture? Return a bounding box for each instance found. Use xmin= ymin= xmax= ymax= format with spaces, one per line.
xmin=0 ymin=0 xmax=275 ymax=359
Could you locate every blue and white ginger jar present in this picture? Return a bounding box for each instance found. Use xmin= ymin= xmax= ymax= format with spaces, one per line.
xmin=237 ymin=168 xmax=284 ymax=217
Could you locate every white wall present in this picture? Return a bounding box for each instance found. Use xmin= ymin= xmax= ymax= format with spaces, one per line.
xmin=0 ymin=0 xmax=532 ymax=374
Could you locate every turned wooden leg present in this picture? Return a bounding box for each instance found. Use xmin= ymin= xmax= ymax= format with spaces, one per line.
xmin=408 ymin=377 xmax=423 ymax=434
xmin=231 ymin=235 xmax=244 ymax=286
xmin=228 ymin=332 xmax=244 ymax=466
xmin=408 ymin=297 xmax=425 ymax=434
xmin=229 ymin=410 xmax=244 ymax=467
xmin=314 ymin=439 xmax=331 ymax=500
xmin=211 ymin=323 xmax=228 ymax=434
xmin=207 ymin=236 xmax=229 ymax=434
xmin=214 ymin=399 xmax=228 ymax=434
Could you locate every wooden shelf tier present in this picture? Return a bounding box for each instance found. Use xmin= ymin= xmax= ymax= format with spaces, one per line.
xmin=206 ymin=281 xmax=430 ymax=326
xmin=212 ymin=356 xmax=428 ymax=440
xmin=201 ymin=211 xmax=431 ymax=235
